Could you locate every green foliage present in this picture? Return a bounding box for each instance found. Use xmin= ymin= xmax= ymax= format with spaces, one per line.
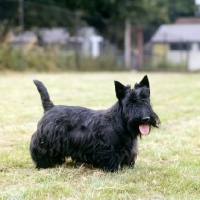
xmin=0 ymin=45 xmax=124 ymax=72
xmin=0 ymin=0 xmax=198 ymax=52
xmin=143 ymin=0 xmax=170 ymax=26
xmin=167 ymin=0 xmax=197 ymax=22
xmin=0 ymin=0 xmax=197 ymax=30
xmin=144 ymin=61 xmax=188 ymax=71
xmin=0 ymin=73 xmax=200 ymax=199
xmin=0 ymin=0 xmax=18 ymax=28
xmin=143 ymin=0 xmax=197 ymax=27
xmin=58 ymin=0 xmax=146 ymax=20
xmin=23 ymin=2 xmax=75 ymax=30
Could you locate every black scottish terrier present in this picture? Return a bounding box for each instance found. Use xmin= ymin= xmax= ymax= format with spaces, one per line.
xmin=30 ymin=75 xmax=160 ymax=172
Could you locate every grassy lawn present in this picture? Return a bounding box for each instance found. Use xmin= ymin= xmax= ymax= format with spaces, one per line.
xmin=0 ymin=72 xmax=199 ymax=200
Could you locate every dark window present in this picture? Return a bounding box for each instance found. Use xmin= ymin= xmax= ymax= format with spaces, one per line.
xmin=169 ymin=42 xmax=191 ymax=51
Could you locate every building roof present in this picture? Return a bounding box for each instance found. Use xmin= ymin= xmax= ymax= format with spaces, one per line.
xmin=175 ymin=17 xmax=200 ymax=24
xmin=38 ymin=28 xmax=69 ymax=44
xmin=151 ymin=24 xmax=200 ymax=43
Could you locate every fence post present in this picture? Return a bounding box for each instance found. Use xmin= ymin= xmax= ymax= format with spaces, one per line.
xmin=19 ymin=0 xmax=24 ymax=70
xmin=74 ymin=12 xmax=81 ymax=70
xmin=137 ymin=26 xmax=143 ymax=70
xmin=124 ymin=18 xmax=131 ymax=70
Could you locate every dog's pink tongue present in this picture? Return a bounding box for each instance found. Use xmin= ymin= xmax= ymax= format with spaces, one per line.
xmin=139 ymin=124 xmax=150 ymax=135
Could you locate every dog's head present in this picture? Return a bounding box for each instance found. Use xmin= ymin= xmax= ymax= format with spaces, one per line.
xmin=114 ymin=75 xmax=160 ymax=137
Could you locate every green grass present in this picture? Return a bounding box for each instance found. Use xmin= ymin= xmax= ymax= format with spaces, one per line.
xmin=0 ymin=72 xmax=200 ymax=200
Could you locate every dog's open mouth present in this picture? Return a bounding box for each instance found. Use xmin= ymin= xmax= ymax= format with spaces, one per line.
xmin=139 ymin=124 xmax=150 ymax=135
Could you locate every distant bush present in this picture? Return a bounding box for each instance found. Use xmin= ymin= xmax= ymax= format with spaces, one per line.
xmin=0 ymin=44 xmax=125 ymax=72
xmin=144 ymin=60 xmax=187 ymax=72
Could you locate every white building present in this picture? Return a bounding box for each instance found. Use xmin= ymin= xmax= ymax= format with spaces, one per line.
xmin=151 ymin=24 xmax=200 ymax=71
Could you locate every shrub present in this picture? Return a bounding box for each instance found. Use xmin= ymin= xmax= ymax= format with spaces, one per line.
xmin=0 ymin=44 xmax=125 ymax=72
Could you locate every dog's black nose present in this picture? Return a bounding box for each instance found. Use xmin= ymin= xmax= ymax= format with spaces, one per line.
xmin=141 ymin=117 xmax=150 ymax=123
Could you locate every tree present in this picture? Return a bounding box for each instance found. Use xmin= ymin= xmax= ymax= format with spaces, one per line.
xmin=1 ymin=0 xmax=197 ymax=33
xmin=167 ymin=0 xmax=197 ymax=22
xmin=0 ymin=0 xmax=197 ymax=47
xmin=143 ymin=0 xmax=197 ymax=27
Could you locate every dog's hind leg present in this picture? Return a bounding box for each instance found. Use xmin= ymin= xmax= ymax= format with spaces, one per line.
xmin=30 ymin=134 xmax=56 ymax=168
xmin=30 ymin=144 xmax=66 ymax=168
xmin=30 ymin=149 xmax=53 ymax=169
xmin=50 ymin=149 xmax=66 ymax=166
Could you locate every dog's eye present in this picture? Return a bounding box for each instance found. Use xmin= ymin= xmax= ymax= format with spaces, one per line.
xmin=141 ymin=94 xmax=148 ymax=99
xmin=130 ymin=93 xmax=137 ymax=101
xmin=129 ymin=98 xmax=137 ymax=105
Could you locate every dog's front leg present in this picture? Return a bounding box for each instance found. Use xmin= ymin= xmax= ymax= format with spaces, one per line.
xmin=95 ymin=146 xmax=121 ymax=172
xmin=120 ymin=139 xmax=138 ymax=168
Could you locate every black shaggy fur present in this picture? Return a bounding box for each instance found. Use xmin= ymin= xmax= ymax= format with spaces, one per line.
xmin=30 ymin=75 xmax=160 ymax=172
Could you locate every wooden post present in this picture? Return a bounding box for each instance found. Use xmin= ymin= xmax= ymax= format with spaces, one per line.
xmin=137 ymin=26 xmax=143 ymax=70
xmin=19 ymin=0 xmax=24 ymax=31
xmin=19 ymin=0 xmax=24 ymax=70
xmin=74 ymin=12 xmax=81 ymax=70
xmin=124 ymin=18 xmax=131 ymax=70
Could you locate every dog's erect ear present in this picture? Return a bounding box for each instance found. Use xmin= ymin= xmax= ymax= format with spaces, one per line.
xmin=114 ymin=81 xmax=125 ymax=100
xmin=139 ymin=75 xmax=149 ymax=88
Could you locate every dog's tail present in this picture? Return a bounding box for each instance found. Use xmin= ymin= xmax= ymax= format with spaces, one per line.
xmin=33 ymin=80 xmax=54 ymax=112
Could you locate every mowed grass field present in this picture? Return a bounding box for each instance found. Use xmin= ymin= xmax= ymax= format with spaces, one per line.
xmin=0 ymin=72 xmax=200 ymax=200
